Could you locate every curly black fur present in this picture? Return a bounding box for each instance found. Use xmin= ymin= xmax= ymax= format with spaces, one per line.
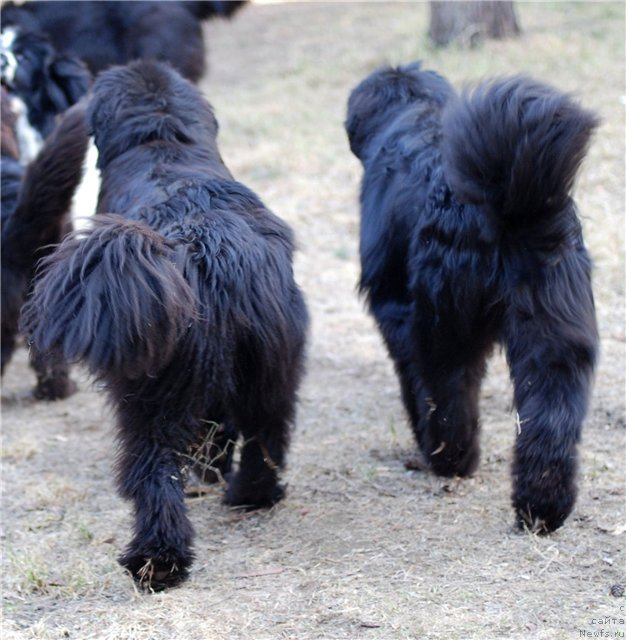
xmin=1 ymin=1 xmax=247 ymax=84
xmin=346 ymin=61 xmax=599 ymax=534
xmin=1 ymin=90 xmax=89 ymax=398
xmin=22 ymin=60 xmax=309 ymax=590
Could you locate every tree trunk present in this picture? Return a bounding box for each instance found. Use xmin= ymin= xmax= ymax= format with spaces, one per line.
xmin=429 ymin=1 xmax=521 ymax=48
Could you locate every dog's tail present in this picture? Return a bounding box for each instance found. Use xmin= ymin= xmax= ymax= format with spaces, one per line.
xmin=183 ymin=1 xmax=247 ymax=19
xmin=1 ymin=102 xmax=89 ymax=270
xmin=440 ymin=76 xmax=599 ymax=224
xmin=21 ymin=215 xmax=197 ymax=380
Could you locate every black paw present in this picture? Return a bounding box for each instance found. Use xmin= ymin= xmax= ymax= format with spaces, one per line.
xmin=119 ymin=550 xmax=192 ymax=591
xmin=513 ymin=492 xmax=574 ymax=534
xmin=34 ymin=377 xmax=78 ymax=401
xmin=427 ymin=440 xmax=480 ymax=478
xmin=513 ymin=470 xmax=576 ymax=534
xmin=512 ymin=452 xmax=577 ymax=534
xmin=223 ymin=473 xmax=285 ymax=510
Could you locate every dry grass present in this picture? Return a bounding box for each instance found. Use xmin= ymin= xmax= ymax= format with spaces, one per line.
xmin=1 ymin=3 xmax=625 ymax=639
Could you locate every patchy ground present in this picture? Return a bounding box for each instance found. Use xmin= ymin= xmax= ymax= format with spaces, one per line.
xmin=1 ymin=3 xmax=624 ymax=639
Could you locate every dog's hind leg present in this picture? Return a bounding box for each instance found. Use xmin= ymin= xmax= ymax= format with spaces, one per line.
xmin=224 ymin=399 xmax=294 ymax=510
xmin=504 ymin=254 xmax=597 ymax=533
xmin=115 ymin=401 xmax=195 ymax=591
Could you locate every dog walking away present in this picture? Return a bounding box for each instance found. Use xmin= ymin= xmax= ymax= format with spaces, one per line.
xmin=346 ymin=61 xmax=599 ymax=534
xmin=22 ymin=60 xmax=309 ymax=590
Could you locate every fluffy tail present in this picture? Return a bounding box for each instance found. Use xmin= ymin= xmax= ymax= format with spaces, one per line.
xmin=183 ymin=1 xmax=247 ymax=19
xmin=21 ymin=215 xmax=197 ymax=380
xmin=1 ymin=103 xmax=89 ymax=270
xmin=440 ymin=75 xmax=599 ymax=223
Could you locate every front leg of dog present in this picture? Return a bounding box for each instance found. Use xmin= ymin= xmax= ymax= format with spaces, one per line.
xmin=417 ymin=357 xmax=485 ymax=478
xmin=117 ymin=442 xmax=194 ymax=590
xmin=30 ymin=345 xmax=77 ymax=400
xmin=372 ymin=300 xmax=423 ymax=430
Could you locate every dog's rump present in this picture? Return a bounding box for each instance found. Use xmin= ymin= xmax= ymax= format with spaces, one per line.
xmin=440 ymin=75 xmax=600 ymax=226
xmin=151 ymin=179 xmax=305 ymax=370
xmin=21 ymin=181 xmax=304 ymax=385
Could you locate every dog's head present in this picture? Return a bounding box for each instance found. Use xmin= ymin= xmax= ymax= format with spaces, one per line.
xmin=87 ymin=60 xmax=220 ymax=170
xmin=345 ymin=61 xmax=453 ymax=160
xmin=1 ymin=27 xmax=91 ymax=139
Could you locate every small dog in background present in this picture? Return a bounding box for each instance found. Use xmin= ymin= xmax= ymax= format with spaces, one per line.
xmin=1 ymin=87 xmax=89 ymax=398
xmin=22 ymin=60 xmax=309 ymax=590
xmin=1 ymin=0 xmax=247 ymax=85
xmin=346 ymin=62 xmax=599 ymax=533
xmin=1 ymin=28 xmax=91 ymax=161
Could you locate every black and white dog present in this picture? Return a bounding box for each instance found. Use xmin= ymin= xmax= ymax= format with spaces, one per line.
xmin=346 ymin=62 xmax=599 ymax=533
xmin=1 ymin=88 xmax=89 ymax=398
xmin=1 ymin=1 xmax=247 ymax=85
xmin=22 ymin=60 xmax=309 ymax=590
xmin=1 ymin=28 xmax=91 ymax=161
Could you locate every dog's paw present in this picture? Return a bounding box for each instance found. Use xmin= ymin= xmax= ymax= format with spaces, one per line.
xmin=427 ymin=439 xmax=480 ymax=478
xmin=223 ymin=473 xmax=285 ymax=510
xmin=513 ymin=469 xmax=576 ymax=534
xmin=119 ymin=549 xmax=192 ymax=592
xmin=33 ymin=377 xmax=78 ymax=401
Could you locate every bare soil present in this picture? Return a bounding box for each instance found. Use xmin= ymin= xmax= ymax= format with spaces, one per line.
xmin=1 ymin=3 xmax=624 ymax=639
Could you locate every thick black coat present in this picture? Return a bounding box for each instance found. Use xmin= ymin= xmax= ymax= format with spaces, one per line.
xmin=1 ymin=1 xmax=246 ymax=84
xmin=346 ymin=62 xmax=599 ymax=533
xmin=22 ymin=60 xmax=308 ymax=590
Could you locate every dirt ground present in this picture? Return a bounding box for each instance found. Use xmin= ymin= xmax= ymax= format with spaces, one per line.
xmin=1 ymin=2 xmax=625 ymax=639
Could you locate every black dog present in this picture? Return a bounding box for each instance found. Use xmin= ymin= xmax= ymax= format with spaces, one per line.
xmin=1 ymin=1 xmax=246 ymax=85
xmin=1 ymin=28 xmax=91 ymax=160
xmin=1 ymin=88 xmax=89 ymax=398
xmin=346 ymin=62 xmax=599 ymax=533
xmin=22 ymin=60 xmax=309 ymax=590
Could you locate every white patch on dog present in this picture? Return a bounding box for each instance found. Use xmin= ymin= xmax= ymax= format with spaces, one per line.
xmin=71 ymin=138 xmax=101 ymax=234
xmin=0 ymin=27 xmax=19 ymax=86
xmin=10 ymin=94 xmax=44 ymax=163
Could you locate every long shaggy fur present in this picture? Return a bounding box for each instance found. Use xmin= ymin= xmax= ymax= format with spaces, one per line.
xmin=1 ymin=1 xmax=247 ymax=84
xmin=1 ymin=92 xmax=89 ymax=398
xmin=346 ymin=61 xmax=599 ymax=534
xmin=22 ymin=60 xmax=308 ymax=590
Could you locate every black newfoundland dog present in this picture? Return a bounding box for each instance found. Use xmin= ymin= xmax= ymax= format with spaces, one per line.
xmin=1 ymin=88 xmax=88 ymax=398
xmin=22 ymin=60 xmax=309 ymax=590
xmin=346 ymin=62 xmax=599 ymax=534
xmin=1 ymin=1 xmax=246 ymax=84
